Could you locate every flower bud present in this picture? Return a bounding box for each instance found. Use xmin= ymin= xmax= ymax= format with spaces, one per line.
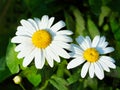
xmin=13 ymin=75 xmax=22 ymax=84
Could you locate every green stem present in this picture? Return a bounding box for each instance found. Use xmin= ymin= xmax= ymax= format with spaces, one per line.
xmin=19 ymin=83 xmax=26 ymax=90
xmin=38 ymin=80 xmax=48 ymax=90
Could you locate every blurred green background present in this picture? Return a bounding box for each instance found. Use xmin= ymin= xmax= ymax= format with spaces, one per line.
xmin=0 ymin=0 xmax=120 ymax=90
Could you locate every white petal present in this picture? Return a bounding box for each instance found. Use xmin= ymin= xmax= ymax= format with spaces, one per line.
xmin=85 ymin=36 xmax=92 ymax=48
xmin=70 ymin=52 xmax=82 ymax=58
xmin=89 ymin=63 xmax=95 ymax=78
xmin=94 ymin=62 xmax=104 ymax=80
xmin=100 ymin=47 xmax=114 ymax=54
xmin=15 ymin=40 xmax=33 ymax=52
xmin=81 ymin=62 xmax=90 ymax=78
xmin=105 ymin=56 xmax=115 ymax=63
xmin=28 ymin=18 xmax=39 ymax=30
xmin=71 ymin=44 xmax=83 ymax=55
xmin=54 ymin=35 xmax=72 ymax=42
xmin=40 ymin=49 xmax=45 ymax=68
xmin=92 ymin=35 xmax=100 ymax=47
xmin=16 ymin=29 xmax=29 ymax=36
xmin=51 ymin=20 xmax=65 ymax=32
xmin=52 ymin=41 xmax=71 ymax=50
xmin=35 ymin=49 xmax=45 ymax=69
xmin=100 ymin=56 xmax=116 ymax=69
xmin=57 ymin=30 xmax=73 ymax=35
xmin=11 ymin=36 xmax=31 ymax=43
xmin=23 ymin=48 xmax=37 ymax=67
xmin=15 ymin=44 xmax=24 ymax=52
xmin=44 ymin=49 xmax=54 ymax=67
xmin=17 ymin=52 xmax=24 ymax=59
xmin=48 ymin=17 xmax=55 ymax=28
xmin=16 ymin=26 xmax=32 ymax=36
xmin=67 ymin=57 xmax=85 ymax=69
xmin=19 ymin=26 xmax=34 ymax=35
xmin=17 ymin=45 xmax=34 ymax=58
xmin=97 ymin=36 xmax=105 ymax=45
xmin=97 ymin=36 xmax=106 ymax=47
xmin=76 ymin=36 xmax=89 ymax=50
xmin=34 ymin=17 xmax=41 ymax=29
xmin=51 ymin=44 xmax=70 ymax=59
xmin=20 ymin=19 xmax=36 ymax=33
xmin=39 ymin=15 xmax=49 ymax=29
xmin=98 ymin=59 xmax=110 ymax=72
xmin=100 ymin=42 xmax=108 ymax=48
xmin=46 ymin=46 xmax=60 ymax=62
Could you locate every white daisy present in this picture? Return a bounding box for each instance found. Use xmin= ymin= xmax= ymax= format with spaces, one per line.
xmin=11 ymin=15 xmax=73 ymax=69
xmin=67 ymin=35 xmax=116 ymax=80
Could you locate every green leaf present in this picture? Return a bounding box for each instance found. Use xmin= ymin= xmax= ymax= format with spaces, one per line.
xmin=84 ymin=77 xmax=98 ymax=90
xmin=110 ymin=14 xmax=120 ymax=66
xmin=89 ymin=0 xmax=102 ymax=15
xmin=0 ymin=57 xmax=6 ymax=70
xmin=6 ymin=41 xmax=20 ymax=74
xmin=27 ymin=73 xmax=41 ymax=87
xmin=49 ymin=75 xmax=68 ymax=90
xmin=0 ymin=56 xmax=11 ymax=83
xmin=71 ymin=6 xmax=86 ymax=36
xmin=0 ymin=67 xmax=11 ymax=83
xmin=22 ymin=66 xmax=41 ymax=87
xmin=64 ymin=11 xmax=75 ymax=32
xmin=18 ymin=59 xmax=26 ymax=70
xmin=110 ymin=15 xmax=120 ymax=41
xmin=99 ymin=6 xmax=111 ymax=26
xmin=106 ymin=66 xmax=120 ymax=79
xmin=87 ymin=18 xmax=100 ymax=38
xmin=67 ymin=70 xmax=80 ymax=85
xmin=57 ymin=60 xmax=67 ymax=78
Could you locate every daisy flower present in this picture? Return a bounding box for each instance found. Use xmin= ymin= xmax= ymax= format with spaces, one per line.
xmin=67 ymin=35 xmax=116 ymax=80
xmin=11 ymin=15 xmax=73 ymax=69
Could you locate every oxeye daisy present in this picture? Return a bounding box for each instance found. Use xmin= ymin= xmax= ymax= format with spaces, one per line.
xmin=67 ymin=35 xmax=116 ymax=80
xmin=11 ymin=15 xmax=73 ymax=69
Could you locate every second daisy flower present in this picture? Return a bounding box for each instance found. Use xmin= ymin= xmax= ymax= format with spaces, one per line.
xmin=67 ymin=36 xmax=116 ymax=80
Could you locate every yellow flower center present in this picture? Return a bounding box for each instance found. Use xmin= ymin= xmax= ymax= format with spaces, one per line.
xmin=32 ymin=30 xmax=52 ymax=48
xmin=83 ymin=48 xmax=99 ymax=62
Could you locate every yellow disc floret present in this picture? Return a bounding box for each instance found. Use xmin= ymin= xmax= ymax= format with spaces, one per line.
xmin=83 ymin=48 xmax=99 ymax=62
xmin=32 ymin=30 xmax=52 ymax=48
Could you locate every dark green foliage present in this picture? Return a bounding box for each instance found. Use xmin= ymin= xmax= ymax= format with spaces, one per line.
xmin=0 ymin=0 xmax=120 ymax=90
